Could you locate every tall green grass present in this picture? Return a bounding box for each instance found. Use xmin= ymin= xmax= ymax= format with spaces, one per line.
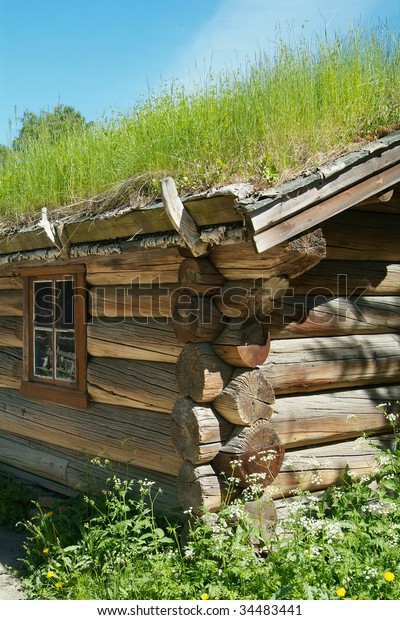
xmin=1 ymin=22 xmax=400 ymax=217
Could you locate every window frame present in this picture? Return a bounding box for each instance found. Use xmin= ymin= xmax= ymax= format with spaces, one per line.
xmin=20 ymin=264 xmax=88 ymax=408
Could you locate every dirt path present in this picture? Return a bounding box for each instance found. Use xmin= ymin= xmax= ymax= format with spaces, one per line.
xmin=0 ymin=527 xmax=26 ymax=600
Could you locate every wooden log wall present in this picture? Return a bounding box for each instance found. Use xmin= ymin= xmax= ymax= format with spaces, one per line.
xmin=0 ymin=204 xmax=399 ymax=517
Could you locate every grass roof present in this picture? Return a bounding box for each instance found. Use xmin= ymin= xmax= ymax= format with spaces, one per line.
xmin=1 ymin=22 xmax=400 ymax=223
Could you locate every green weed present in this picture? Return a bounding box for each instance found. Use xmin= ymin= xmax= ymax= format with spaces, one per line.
xmin=18 ymin=404 xmax=400 ymax=600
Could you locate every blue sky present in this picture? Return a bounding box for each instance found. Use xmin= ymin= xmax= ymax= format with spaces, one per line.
xmin=0 ymin=0 xmax=399 ymax=145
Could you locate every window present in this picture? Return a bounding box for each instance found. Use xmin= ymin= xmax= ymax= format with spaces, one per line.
xmin=20 ymin=265 xmax=87 ymax=407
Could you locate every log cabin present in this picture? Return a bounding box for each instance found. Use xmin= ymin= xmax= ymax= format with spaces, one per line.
xmin=0 ymin=131 xmax=399 ymax=520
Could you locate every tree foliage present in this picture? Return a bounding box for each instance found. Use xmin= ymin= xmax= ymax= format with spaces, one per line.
xmin=12 ymin=104 xmax=89 ymax=150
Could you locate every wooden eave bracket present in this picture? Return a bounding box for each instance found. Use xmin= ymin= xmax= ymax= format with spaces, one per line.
xmin=38 ymin=207 xmax=70 ymax=259
xmin=160 ymin=177 xmax=209 ymax=257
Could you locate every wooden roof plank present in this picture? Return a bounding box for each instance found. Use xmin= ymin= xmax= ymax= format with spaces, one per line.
xmin=249 ymin=143 xmax=400 ymax=235
xmin=253 ymin=162 xmax=400 ymax=253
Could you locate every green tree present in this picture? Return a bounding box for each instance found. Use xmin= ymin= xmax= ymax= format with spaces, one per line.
xmin=12 ymin=104 xmax=89 ymax=150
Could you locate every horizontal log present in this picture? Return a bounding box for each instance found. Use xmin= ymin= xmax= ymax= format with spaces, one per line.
xmin=175 ymin=343 xmax=233 ymax=403
xmin=87 ymin=317 xmax=183 ymax=362
xmin=269 ymin=434 xmax=395 ymax=499
xmin=212 ymin=420 xmax=285 ymax=489
xmin=291 ymin=261 xmax=400 ymax=296
xmin=322 ymin=211 xmax=400 ymax=261
xmin=89 ymin=285 xmax=174 ymax=318
xmin=0 ymin=388 xmax=181 ymax=476
xmin=213 ymin=370 xmax=275 ymax=425
xmin=261 ymin=333 xmax=400 ymax=395
xmin=0 ymin=431 xmax=179 ymax=513
xmin=209 ymin=230 xmax=326 ymax=280
xmin=171 ymin=397 xmax=233 ymax=465
xmin=85 ymin=247 xmax=184 ymax=285
xmin=0 ymin=276 xmax=22 ymax=290
xmin=178 ymin=257 xmax=225 ymax=295
xmin=0 ymin=347 xmax=22 ymax=388
xmin=177 ymin=461 xmax=226 ymax=514
xmin=214 ymin=277 xmax=288 ymax=319
xmin=268 ymin=295 xmax=400 ymax=339
xmin=171 ymin=292 xmax=225 ymax=342
xmin=88 ymin=358 xmax=179 ymax=413
xmin=213 ymin=319 xmax=271 ymax=368
xmin=0 ymin=317 xmax=23 ymax=347
xmin=0 ymin=289 xmax=23 ymax=316
xmin=272 ymin=385 xmax=400 ymax=448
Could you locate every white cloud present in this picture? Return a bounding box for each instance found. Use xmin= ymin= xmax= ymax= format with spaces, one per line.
xmin=176 ymin=0 xmax=396 ymax=78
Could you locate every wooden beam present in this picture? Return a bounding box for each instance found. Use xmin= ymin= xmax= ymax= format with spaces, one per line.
xmin=249 ymin=145 xmax=400 ymax=233
xmin=268 ymin=295 xmax=400 ymax=339
xmin=87 ymin=317 xmax=183 ymax=362
xmin=270 ymin=434 xmax=395 ymax=499
xmin=87 ymin=357 xmax=179 ymax=413
xmin=272 ymin=385 xmax=400 ymax=448
xmin=160 ymin=177 xmax=209 ymax=257
xmin=252 ymin=162 xmax=400 ymax=252
xmin=0 ymin=388 xmax=181 ymax=476
xmin=261 ymin=333 xmax=400 ymax=395
xmin=291 ymin=261 xmax=400 ymax=296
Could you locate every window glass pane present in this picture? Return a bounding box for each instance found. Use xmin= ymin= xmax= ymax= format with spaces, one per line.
xmin=34 ymin=281 xmax=53 ymax=326
xmin=55 ymin=331 xmax=76 ymax=382
xmin=55 ymin=280 xmax=74 ymax=328
xmin=33 ymin=329 xmax=53 ymax=378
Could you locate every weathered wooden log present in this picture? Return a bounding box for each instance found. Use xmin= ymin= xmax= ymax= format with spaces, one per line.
xmin=0 ymin=317 xmax=23 ymax=347
xmin=171 ymin=397 xmax=234 ymax=464
xmin=261 ymin=333 xmax=400 ymax=395
xmin=269 ymin=434 xmax=395 ymax=499
xmin=88 ymin=358 xmax=179 ymax=413
xmin=268 ymin=295 xmax=400 ymax=339
xmin=175 ymin=343 xmax=233 ymax=402
xmin=291 ymin=261 xmax=400 ymax=296
xmin=160 ymin=176 xmax=209 ymax=257
xmin=85 ymin=247 xmax=184 ymax=285
xmin=0 ymin=289 xmax=23 ymax=316
xmin=212 ymin=420 xmax=285 ymax=489
xmin=209 ymin=230 xmax=326 ymax=280
xmin=322 ymin=211 xmax=400 ymax=261
xmin=214 ymin=277 xmax=289 ymax=319
xmin=0 ymin=347 xmax=22 ymax=388
xmin=171 ymin=290 xmax=225 ymax=342
xmin=0 ymin=431 xmax=179 ymax=512
xmin=89 ymin=285 xmax=173 ymax=318
xmin=213 ymin=370 xmax=275 ymax=425
xmin=177 ymin=461 xmax=226 ymax=514
xmin=271 ymin=385 xmax=400 ymax=448
xmin=87 ymin=317 xmax=183 ymax=362
xmin=0 ymin=276 xmax=22 ymax=290
xmin=0 ymin=388 xmax=181 ymax=476
xmin=212 ymin=318 xmax=271 ymax=367
xmin=178 ymin=257 xmax=225 ymax=295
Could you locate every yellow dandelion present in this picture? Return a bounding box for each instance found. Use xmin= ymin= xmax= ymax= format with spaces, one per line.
xmin=42 ymin=547 xmax=49 ymax=554
xmin=384 ymin=571 xmax=395 ymax=583
xmin=55 ymin=582 xmax=63 ymax=589
xmin=336 ymin=587 xmax=346 ymax=598
xmin=46 ymin=571 xmax=54 ymax=579
xmin=200 ymin=593 xmax=209 ymax=600
xmin=45 ymin=511 xmax=53 ymax=518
